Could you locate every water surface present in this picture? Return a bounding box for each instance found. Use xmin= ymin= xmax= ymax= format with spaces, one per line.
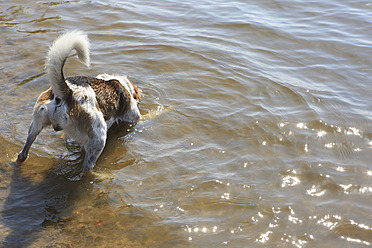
xmin=0 ymin=0 xmax=372 ymax=247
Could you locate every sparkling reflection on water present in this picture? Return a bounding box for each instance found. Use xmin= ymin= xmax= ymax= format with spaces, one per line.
xmin=1 ymin=0 xmax=372 ymax=247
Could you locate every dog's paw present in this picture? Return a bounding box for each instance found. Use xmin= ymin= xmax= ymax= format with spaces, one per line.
xmin=68 ymin=171 xmax=86 ymax=181
xmin=16 ymin=154 xmax=27 ymax=165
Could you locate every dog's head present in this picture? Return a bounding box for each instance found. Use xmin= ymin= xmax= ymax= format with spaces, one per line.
xmin=124 ymin=78 xmax=141 ymax=123
xmin=96 ymin=73 xmax=141 ymax=103
xmin=130 ymin=82 xmax=141 ymax=103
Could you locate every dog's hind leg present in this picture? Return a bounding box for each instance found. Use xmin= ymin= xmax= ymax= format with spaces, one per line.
xmin=17 ymin=120 xmax=44 ymax=164
xmin=80 ymin=139 xmax=106 ymax=173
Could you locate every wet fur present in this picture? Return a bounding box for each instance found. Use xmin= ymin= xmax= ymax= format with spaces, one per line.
xmin=17 ymin=31 xmax=141 ymax=173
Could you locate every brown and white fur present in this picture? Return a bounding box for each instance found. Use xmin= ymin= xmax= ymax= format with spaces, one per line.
xmin=17 ymin=30 xmax=141 ymax=172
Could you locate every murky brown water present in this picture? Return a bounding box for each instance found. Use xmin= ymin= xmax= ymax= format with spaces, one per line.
xmin=1 ymin=0 xmax=372 ymax=247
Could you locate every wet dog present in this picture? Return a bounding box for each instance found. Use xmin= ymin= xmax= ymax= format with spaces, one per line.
xmin=17 ymin=30 xmax=141 ymax=172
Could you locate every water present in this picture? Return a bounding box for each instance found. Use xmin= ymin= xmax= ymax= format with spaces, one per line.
xmin=1 ymin=0 xmax=372 ymax=247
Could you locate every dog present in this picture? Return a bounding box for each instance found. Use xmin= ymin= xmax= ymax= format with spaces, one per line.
xmin=17 ymin=30 xmax=141 ymax=172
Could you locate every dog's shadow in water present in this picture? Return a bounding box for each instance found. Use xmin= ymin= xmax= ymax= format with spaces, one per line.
xmin=2 ymin=167 xmax=91 ymax=247
xmin=2 ymin=122 xmax=135 ymax=247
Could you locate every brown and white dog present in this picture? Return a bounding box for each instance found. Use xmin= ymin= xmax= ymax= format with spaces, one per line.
xmin=17 ymin=30 xmax=141 ymax=172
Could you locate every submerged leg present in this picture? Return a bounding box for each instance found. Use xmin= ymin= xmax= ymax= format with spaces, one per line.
xmin=17 ymin=121 xmax=43 ymax=164
xmin=80 ymin=139 xmax=106 ymax=173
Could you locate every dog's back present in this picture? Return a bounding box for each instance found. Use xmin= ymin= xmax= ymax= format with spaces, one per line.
xmin=67 ymin=76 xmax=132 ymax=123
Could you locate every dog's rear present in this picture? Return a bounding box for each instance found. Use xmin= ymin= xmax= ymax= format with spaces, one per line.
xmin=17 ymin=30 xmax=141 ymax=173
xmin=18 ymin=31 xmax=93 ymax=164
xmin=47 ymin=30 xmax=90 ymax=100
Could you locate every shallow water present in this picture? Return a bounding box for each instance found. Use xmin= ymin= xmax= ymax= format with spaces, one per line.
xmin=1 ymin=0 xmax=372 ymax=247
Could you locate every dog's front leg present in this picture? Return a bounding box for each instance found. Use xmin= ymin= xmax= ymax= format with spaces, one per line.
xmin=17 ymin=120 xmax=43 ymax=164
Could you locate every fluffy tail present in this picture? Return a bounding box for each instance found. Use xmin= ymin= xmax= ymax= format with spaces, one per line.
xmin=46 ymin=30 xmax=90 ymax=99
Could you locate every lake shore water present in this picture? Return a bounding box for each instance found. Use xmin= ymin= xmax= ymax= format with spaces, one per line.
xmin=0 ymin=0 xmax=371 ymax=247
